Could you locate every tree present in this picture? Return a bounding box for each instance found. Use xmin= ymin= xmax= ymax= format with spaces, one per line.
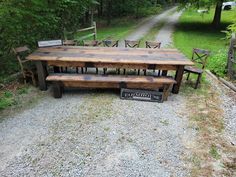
xmin=179 ymin=0 xmax=226 ymax=28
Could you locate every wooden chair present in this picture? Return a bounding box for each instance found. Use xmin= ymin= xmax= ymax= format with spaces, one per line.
xmin=184 ymin=48 xmax=210 ymax=89
xmin=125 ymin=40 xmax=140 ymax=48
xmin=82 ymin=40 xmax=101 ymax=74
xmin=146 ymin=41 xmax=161 ymax=49
xmin=82 ymin=40 xmax=101 ymax=47
xmin=145 ymin=41 xmax=162 ymax=76
xmin=102 ymin=40 xmax=119 ymax=74
xmin=124 ymin=40 xmax=140 ymax=74
xmin=103 ymin=40 xmax=119 ymax=47
xmin=63 ymin=40 xmax=77 ymax=46
xmin=12 ymin=46 xmax=36 ymax=86
xmin=63 ymin=40 xmax=77 ymax=73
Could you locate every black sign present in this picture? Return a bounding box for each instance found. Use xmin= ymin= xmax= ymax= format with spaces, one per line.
xmin=120 ymin=88 xmax=163 ymax=102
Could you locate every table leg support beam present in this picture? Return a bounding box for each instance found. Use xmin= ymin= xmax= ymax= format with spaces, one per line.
xmin=172 ymin=66 xmax=184 ymax=94
xmin=36 ymin=61 xmax=47 ymax=91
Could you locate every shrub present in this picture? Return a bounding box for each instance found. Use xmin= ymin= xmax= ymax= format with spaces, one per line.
xmin=136 ymin=6 xmax=162 ymax=18
xmin=207 ymin=49 xmax=227 ymax=78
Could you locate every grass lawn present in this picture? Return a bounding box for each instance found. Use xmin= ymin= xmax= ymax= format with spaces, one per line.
xmin=173 ymin=7 xmax=236 ymax=77
xmin=75 ymin=17 xmax=142 ymax=42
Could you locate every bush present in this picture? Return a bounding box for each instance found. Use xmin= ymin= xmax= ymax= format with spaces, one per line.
xmin=136 ymin=6 xmax=162 ymax=18
xmin=207 ymin=49 xmax=227 ymax=78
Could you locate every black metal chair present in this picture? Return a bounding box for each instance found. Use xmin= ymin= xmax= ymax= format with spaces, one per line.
xmin=184 ymin=48 xmax=210 ymax=89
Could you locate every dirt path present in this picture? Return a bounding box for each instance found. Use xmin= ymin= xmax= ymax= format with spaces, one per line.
xmin=119 ymin=6 xmax=177 ymax=47
xmin=156 ymin=11 xmax=182 ymax=47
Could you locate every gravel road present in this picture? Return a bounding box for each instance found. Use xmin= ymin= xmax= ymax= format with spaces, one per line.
xmin=0 ymin=90 xmax=193 ymax=176
xmin=1 ymin=6 xmax=235 ymax=177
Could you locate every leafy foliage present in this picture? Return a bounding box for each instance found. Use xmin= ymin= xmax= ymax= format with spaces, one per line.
xmin=0 ymin=0 xmax=165 ymax=78
xmin=0 ymin=0 xmax=92 ymax=77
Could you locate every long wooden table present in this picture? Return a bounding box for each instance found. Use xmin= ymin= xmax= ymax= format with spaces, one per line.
xmin=26 ymin=46 xmax=193 ymax=94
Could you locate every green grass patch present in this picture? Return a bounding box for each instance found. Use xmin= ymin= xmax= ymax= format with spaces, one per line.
xmin=174 ymin=8 xmax=236 ymax=77
xmin=0 ymin=85 xmax=30 ymax=111
xmin=209 ymin=145 xmax=221 ymax=160
xmin=0 ymin=91 xmax=15 ymax=110
xmin=75 ymin=17 xmax=139 ymax=42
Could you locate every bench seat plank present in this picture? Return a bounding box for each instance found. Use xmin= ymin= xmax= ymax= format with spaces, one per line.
xmin=46 ymin=74 xmax=176 ymax=100
xmin=46 ymin=74 xmax=176 ymax=88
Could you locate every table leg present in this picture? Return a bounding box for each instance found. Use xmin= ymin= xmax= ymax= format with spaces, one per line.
xmin=36 ymin=61 xmax=47 ymax=91
xmin=172 ymin=66 xmax=184 ymax=94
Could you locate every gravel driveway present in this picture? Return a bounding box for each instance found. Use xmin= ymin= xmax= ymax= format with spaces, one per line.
xmin=1 ymin=7 xmax=235 ymax=177
xmin=0 ymin=90 xmax=193 ymax=176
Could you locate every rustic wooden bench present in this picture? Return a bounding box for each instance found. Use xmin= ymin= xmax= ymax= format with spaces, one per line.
xmin=46 ymin=74 xmax=176 ymax=101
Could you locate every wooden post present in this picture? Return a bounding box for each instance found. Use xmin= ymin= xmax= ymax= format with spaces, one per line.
xmin=227 ymin=33 xmax=236 ymax=79
xmin=93 ymin=21 xmax=97 ymax=40
xmin=172 ymin=66 xmax=184 ymax=94
xmin=36 ymin=61 xmax=47 ymax=91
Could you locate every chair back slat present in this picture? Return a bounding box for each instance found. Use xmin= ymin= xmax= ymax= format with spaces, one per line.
xmin=146 ymin=41 xmax=161 ymax=49
xmin=12 ymin=46 xmax=30 ymax=54
xmin=38 ymin=40 xmax=63 ymax=48
xmin=103 ymin=40 xmax=119 ymax=47
xmin=125 ymin=40 xmax=140 ymax=48
xmin=82 ymin=40 xmax=101 ymax=47
xmin=63 ymin=40 xmax=77 ymax=46
xmin=192 ymin=48 xmax=210 ymax=69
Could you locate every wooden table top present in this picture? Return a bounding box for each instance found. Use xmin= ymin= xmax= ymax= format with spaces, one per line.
xmin=27 ymin=46 xmax=194 ymax=66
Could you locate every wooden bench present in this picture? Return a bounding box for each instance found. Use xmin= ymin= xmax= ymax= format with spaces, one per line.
xmin=46 ymin=74 xmax=177 ymax=101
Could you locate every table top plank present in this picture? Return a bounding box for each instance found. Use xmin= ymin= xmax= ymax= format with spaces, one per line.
xmin=27 ymin=46 xmax=193 ymax=66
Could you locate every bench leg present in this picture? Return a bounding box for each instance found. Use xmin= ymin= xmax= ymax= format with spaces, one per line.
xmin=162 ymin=84 xmax=171 ymax=101
xmin=52 ymin=82 xmax=63 ymax=98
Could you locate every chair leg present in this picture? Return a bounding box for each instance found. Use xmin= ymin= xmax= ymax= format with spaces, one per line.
xmin=81 ymin=67 xmax=84 ymax=74
xmin=31 ymin=74 xmax=37 ymax=86
xmin=195 ymin=74 xmax=202 ymax=89
xmin=144 ymin=69 xmax=147 ymax=76
xmin=96 ymin=68 xmax=98 ymax=74
xmin=123 ymin=69 xmax=126 ymax=75
xmin=117 ymin=69 xmax=120 ymax=75
xmin=187 ymin=73 xmax=190 ymax=80
xmin=103 ymin=68 xmax=106 ymax=75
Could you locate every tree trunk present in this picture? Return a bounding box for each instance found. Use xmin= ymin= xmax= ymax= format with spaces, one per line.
xmin=106 ymin=0 xmax=112 ymax=26
xmin=212 ymin=0 xmax=223 ymax=28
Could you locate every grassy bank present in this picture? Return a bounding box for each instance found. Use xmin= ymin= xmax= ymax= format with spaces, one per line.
xmin=173 ymin=8 xmax=236 ymax=77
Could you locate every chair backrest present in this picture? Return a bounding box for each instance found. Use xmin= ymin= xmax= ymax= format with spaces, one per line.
xmin=63 ymin=40 xmax=77 ymax=46
xmin=82 ymin=40 xmax=101 ymax=47
xmin=192 ymin=48 xmax=210 ymax=69
xmin=125 ymin=40 xmax=140 ymax=48
xmin=146 ymin=41 xmax=161 ymax=49
xmin=103 ymin=40 xmax=119 ymax=47
xmin=37 ymin=39 xmax=63 ymax=48
xmin=12 ymin=46 xmax=31 ymax=71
